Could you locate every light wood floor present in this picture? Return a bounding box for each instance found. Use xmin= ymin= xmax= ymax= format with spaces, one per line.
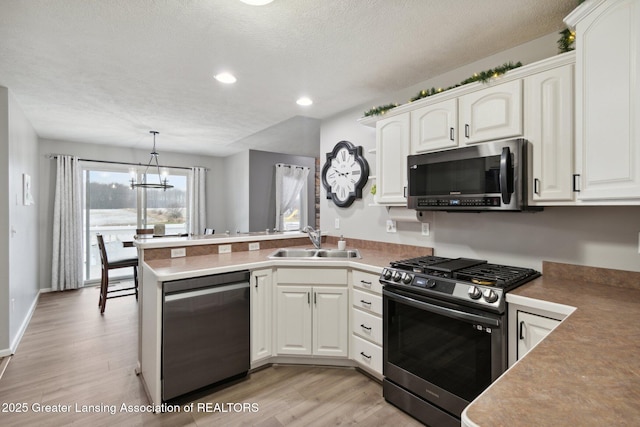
xmin=0 ymin=287 xmax=422 ymax=426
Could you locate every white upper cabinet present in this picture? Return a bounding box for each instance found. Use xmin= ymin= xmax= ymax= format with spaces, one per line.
xmin=567 ymin=0 xmax=640 ymax=201
xmin=459 ymin=79 xmax=523 ymax=145
xmin=525 ymin=63 xmax=575 ymax=204
xmin=410 ymin=98 xmax=458 ymax=153
xmin=375 ymin=113 xmax=410 ymax=205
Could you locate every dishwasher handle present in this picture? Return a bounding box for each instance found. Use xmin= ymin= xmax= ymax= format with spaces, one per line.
xmin=164 ymin=281 xmax=249 ymax=302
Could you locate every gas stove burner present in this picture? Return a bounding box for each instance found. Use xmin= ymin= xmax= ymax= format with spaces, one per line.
xmin=380 ymin=255 xmax=541 ymax=314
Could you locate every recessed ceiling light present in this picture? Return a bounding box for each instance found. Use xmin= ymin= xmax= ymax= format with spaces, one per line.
xmin=214 ymin=72 xmax=237 ymax=84
xmin=296 ymin=97 xmax=313 ymax=106
xmin=239 ymin=0 xmax=274 ymax=5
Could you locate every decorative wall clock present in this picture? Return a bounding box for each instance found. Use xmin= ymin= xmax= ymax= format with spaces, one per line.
xmin=321 ymin=140 xmax=369 ymax=208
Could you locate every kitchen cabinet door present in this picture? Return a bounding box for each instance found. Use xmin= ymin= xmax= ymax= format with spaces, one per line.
xmin=568 ymin=0 xmax=640 ymax=201
xmin=313 ymin=287 xmax=348 ymax=357
xmin=251 ymin=269 xmax=273 ymax=363
xmin=375 ymin=113 xmax=410 ymax=205
xmin=525 ymin=63 xmax=575 ymax=204
xmin=410 ymin=98 xmax=458 ymax=153
xmin=459 ymin=79 xmax=523 ymax=145
xmin=276 ymin=286 xmax=312 ymax=355
xmin=516 ymin=311 xmax=560 ymax=360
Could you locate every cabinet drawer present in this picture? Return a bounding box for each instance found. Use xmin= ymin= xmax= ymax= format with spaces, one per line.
xmin=352 ymin=270 xmax=382 ymax=294
xmin=353 ymin=289 xmax=383 ymax=315
xmin=352 ymin=335 xmax=382 ymax=375
xmin=277 ymin=268 xmax=347 ymax=285
xmin=352 ymin=308 xmax=382 ymax=345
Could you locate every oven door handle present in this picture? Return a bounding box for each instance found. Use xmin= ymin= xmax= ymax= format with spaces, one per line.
xmin=383 ymin=289 xmax=500 ymax=328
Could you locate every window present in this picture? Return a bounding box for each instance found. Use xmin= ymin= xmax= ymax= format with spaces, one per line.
xmin=275 ymin=164 xmax=309 ymax=231
xmin=81 ymin=163 xmax=189 ymax=283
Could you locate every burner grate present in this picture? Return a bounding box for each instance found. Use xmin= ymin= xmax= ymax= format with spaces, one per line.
xmin=454 ymin=263 xmax=540 ymax=288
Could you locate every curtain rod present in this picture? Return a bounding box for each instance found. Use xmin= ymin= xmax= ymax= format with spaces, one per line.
xmin=45 ymin=154 xmax=208 ymax=171
xmin=276 ymin=163 xmax=309 ymax=170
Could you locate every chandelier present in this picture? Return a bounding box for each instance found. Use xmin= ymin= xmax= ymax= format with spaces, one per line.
xmin=130 ymin=131 xmax=173 ymax=190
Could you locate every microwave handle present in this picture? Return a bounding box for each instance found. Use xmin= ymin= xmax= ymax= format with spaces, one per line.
xmin=500 ymin=146 xmax=514 ymax=204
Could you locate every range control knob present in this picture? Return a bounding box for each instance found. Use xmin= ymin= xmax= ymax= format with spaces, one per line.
xmin=483 ymin=289 xmax=499 ymax=303
xmin=468 ymin=286 xmax=482 ymax=300
xmin=401 ymin=273 xmax=413 ymax=284
xmin=426 ymin=279 xmax=437 ymax=288
xmin=382 ymin=269 xmax=393 ymax=280
xmin=392 ymin=271 xmax=403 ymax=282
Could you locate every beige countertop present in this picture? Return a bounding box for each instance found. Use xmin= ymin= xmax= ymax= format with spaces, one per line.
xmin=143 ymin=245 xmax=406 ymax=281
xmin=463 ymin=264 xmax=640 ymax=426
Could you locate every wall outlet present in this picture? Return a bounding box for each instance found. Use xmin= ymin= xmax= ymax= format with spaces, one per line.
xmin=335 ymin=218 xmax=340 ymax=229
xmin=386 ymin=219 xmax=397 ymax=233
xmin=218 ymin=244 xmax=232 ymax=254
xmin=422 ymin=223 xmax=430 ymax=236
xmin=249 ymin=242 xmax=260 ymax=251
xmin=170 ymin=248 xmax=186 ymax=258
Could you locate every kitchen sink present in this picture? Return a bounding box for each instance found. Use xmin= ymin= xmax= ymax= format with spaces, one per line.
xmin=268 ymin=248 xmax=318 ymax=258
xmin=315 ymin=249 xmax=361 ymax=258
xmin=268 ymin=248 xmax=361 ymax=259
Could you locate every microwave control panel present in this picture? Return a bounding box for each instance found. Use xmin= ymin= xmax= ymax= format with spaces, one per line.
xmin=416 ymin=197 xmax=501 ymax=207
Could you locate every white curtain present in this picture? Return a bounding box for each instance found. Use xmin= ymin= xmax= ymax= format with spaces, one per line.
xmin=189 ymin=167 xmax=207 ymax=235
xmin=51 ymin=155 xmax=83 ymax=291
xmin=275 ymin=163 xmax=309 ymax=231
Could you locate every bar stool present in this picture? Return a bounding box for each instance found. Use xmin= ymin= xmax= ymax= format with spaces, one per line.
xmin=96 ymin=233 xmax=138 ymax=314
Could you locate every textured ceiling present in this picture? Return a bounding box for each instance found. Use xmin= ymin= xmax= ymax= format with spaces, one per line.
xmin=0 ymin=0 xmax=578 ymax=157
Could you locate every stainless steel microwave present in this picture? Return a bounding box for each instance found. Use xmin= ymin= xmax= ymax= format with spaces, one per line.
xmin=407 ymin=138 xmax=539 ymax=212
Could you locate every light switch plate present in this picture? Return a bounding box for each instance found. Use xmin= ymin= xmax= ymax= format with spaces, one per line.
xmin=335 ymin=218 xmax=340 ymax=229
xmin=219 ymin=244 xmax=232 ymax=254
xmin=422 ymin=223 xmax=430 ymax=236
xmin=249 ymin=242 xmax=260 ymax=251
xmin=171 ymin=248 xmax=186 ymax=258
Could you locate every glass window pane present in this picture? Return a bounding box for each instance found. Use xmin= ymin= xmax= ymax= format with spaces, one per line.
xmin=143 ymin=173 xmax=188 ymax=235
xmin=84 ymin=169 xmax=138 ymax=282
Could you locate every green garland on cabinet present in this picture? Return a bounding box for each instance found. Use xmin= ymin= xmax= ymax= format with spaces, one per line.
xmin=557 ymin=0 xmax=584 ymax=53
xmin=362 ymin=61 xmax=523 ymax=118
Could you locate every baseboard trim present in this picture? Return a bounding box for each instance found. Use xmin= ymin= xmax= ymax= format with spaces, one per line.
xmin=7 ymin=289 xmax=42 ymax=356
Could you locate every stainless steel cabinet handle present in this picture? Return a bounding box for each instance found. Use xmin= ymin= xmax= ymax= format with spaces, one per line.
xmin=307 ymin=292 xmax=310 ymax=305
xmin=465 ymin=124 xmax=470 ymax=138
xmin=360 ymin=280 xmax=372 ymax=287
xmin=360 ymin=299 xmax=371 ymax=306
xmin=360 ymin=351 xmax=371 ymax=359
xmin=314 ymin=292 xmax=317 ymax=305
xmin=534 ymin=178 xmax=540 ymax=195
xmin=519 ymin=321 xmax=525 ymax=340
xmin=573 ymin=174 xmax=581 ymax=192
xmin=450 ymin=127 xmax=455 ymax=141
xmin=360 ymin=324 xmax=372 ymax=331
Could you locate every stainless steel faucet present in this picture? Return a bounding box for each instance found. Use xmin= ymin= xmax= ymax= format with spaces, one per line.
xmin=302 ymin=226 xmax=321 ymax=249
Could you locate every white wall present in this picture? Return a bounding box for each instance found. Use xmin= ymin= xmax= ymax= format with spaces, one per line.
xmin=37 ymin=138 xmax=227 ymax=290
xmin=0 ymin=88 xmax=10 ymax=353
xmin=0 ymin=87 xmax=40 ymax=355
xmin=320 ymin=33 xmax=640 ymax=272
xmin=224 ymin=151 xmax=250 ymax=233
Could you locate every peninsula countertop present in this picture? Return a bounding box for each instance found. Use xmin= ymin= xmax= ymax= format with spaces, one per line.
xmin=463 ymin=263 xmax=640 ymax=426
xmin=142 ymin=244 xmax=426 ymax=282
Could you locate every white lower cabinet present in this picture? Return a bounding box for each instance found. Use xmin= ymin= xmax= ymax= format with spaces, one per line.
xmin=251 ymin=268 xmax=273 ymax=363
xmin=275 ymin=268 xmax=349 ymax=358
xmin=352 ymin=335 xmax=383 ymax=374
xmin=516 ymin=311 xmax=560 ymax=360
xmin=507 ymin=297 xmax=573 ymax=366
xmin=350 ymin=269 xmax=384 ymax=379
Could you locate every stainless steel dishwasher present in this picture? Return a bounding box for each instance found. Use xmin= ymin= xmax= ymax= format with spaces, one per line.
xmin=162 ymin=270 xmax=250 ymax=401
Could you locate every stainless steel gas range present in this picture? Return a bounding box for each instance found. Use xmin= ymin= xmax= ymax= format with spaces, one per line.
xmin=380 ymin=256 xmax=540 ymax=427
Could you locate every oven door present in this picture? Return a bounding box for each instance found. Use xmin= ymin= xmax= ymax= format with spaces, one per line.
xmin=383 ymin=286 xmax=506 ymax=419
